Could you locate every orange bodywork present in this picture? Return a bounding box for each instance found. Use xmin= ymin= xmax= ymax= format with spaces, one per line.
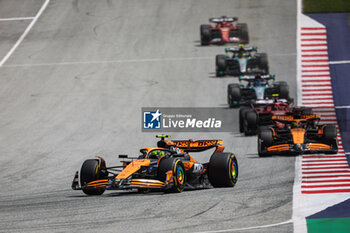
xmin=308 ymin=143 xmax=331 ymax=150
xmin=166 ymin=139 xmax=225 ymax=153
xmin=86 ymin=179 xmax=108 ymax=188
xmin=129 ymin=179 xmax=163 ymax=188
xmin=267 ymin=144 xmax=290 ymax=152
xmin=183 ymin=161 xmax=194 ymax=170
xmin=318 ymin=125 xmax=326 ymax=135
xmin=116 ymin=159 xmax=150 ymax=180
xmin=291 ymin=128 xmax=305 ymax=144
xmin=165 ymin=171 xmax=173 ymax=184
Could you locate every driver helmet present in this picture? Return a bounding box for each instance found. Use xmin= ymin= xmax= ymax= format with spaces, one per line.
xmin=238 ymin=45 xmax=246 ymax=54
xmin=253 ymin=81 xmax=261 ymax=87
xmin=292 ymin=121 xmax=298 ymax=128
xmin=149 ymin=150 xmax=165 ymax=159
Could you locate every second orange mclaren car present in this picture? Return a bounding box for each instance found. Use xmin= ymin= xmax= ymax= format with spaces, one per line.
xmin=72 ymin=135 xmax=238 ymax=195
xmin=258 ymin=112 xmax=338 ymax=157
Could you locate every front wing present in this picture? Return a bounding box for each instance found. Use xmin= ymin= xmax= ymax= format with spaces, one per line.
xmin=72 ymin=171 xmax=174 ymax=191
xmin=266 ymin=142 xmax=336 ymax=155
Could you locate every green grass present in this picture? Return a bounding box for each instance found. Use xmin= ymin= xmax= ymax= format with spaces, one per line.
xmin=307 ymin=218 xmax=350 ymax=233
xmin=303 ymin=0 xmax=350 ymax=13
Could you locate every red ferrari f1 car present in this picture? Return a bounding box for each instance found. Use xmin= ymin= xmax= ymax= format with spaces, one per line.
xmin=72 ymin=135 xmax=238 ymax=195
xmin=239 ymin=99 xmax=293 ymax=135
xmin=200 ymin=16 xmax=249 ymax=45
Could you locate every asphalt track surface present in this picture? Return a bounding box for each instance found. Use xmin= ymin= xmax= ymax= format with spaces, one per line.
xmin=0 ymin=0 xmax=296 ymax=232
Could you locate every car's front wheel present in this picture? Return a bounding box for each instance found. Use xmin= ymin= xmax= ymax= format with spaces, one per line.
xmin=80 ymin=158 xmax=107 ymax=195
xmin=158 ymin=158 xmax=186 ymax=193
xmin=200 ymin=24 xmax=211 ymax=45
xmin=208 ymin=153 xmax=238 ymax=187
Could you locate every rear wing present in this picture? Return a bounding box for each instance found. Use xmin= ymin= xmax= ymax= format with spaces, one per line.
xmin=225 ymin=46 xmax=257 ymax=53
xmin=272 ymin=114 xmax=320 ymax=123
xmin=170 ymin=139 xmax=225 ymax=153
xmin=253 ymin=99 xmax=289 ymax=105
xmin=155 ymin=135 xmax=225 ymax=153
xmin=239 ymin=74 xmax=275 ymax=82
xmin=210 ymin=17 xmax=238 ymax=23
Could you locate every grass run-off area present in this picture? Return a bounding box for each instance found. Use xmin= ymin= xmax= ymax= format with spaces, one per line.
xmin=303 ymin=0 xmax=350 ymax=13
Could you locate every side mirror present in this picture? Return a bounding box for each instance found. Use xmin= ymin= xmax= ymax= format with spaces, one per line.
xmin=119 ymin=154 xmax=128 ymax=159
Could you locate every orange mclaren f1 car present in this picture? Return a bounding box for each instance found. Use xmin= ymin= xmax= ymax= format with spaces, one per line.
xmin=258 ymin=112 xmax=338 ymax=157
xmin=72 ymin=135 xmax=238 ymax=195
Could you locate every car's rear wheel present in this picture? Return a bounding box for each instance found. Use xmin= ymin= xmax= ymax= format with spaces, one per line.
xmin=208 ymin=153 xmax=238 ymax=187
xmin=245 ymin=110 xmax=258 ymax=136
xmin=239 ymin=107 xmax=250 ymax=133
xmin=323 ymin=124 xmax=338 ymax=154
xmin=323 ymin=124 xmax=337 ymax=141
xmin=80 ymin=159 xmax=107 ymax=195
xmin=237 ymin=23 xmax=249 ymax=44
xmin=216 ymin=55 xmax=227 ymax=77
xmin=300 ymin=107 xmax=313 ymax=115
xmin=200 ymin=24 xmax=211 ymax=45
xmin=227 ymin=84 xmax=241 ymax=108
xmin=158 ymin=158 xmax=185 ymax=193
xmin=274 ymin=81 xmax=289 ymax=99
xmin=257 ymin=53 xmax=269 ymax=74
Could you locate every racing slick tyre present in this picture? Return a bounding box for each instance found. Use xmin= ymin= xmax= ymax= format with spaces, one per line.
xmin=200 ymin=24 xmax=211 ymax=46
xmin=276 ymin=82 xmax=289 ymax=99
xmin=244 ymin=110 xmax=258 ymax=136
xmin=158 ymin=158 xmax=186 ymax=193
xmin=324 ymin=124 xmax=337 ymax=140
xmin=80 ymin=159 xmax=107 ymax=195
xmin=237 ymin=23 xmax=249 ymax=44
xmin=300 ymin=107 xmax=313 ymax=115
xmin=216 ymin=55 xmax=227 ymax=77
xmin=227 ymin=84 xmax=241 ymax=108
xmin=258 ymin=129 xmax=273 ymax=157
xmin=208 ymin=153 xmax=238 ymax=187
xmin=239 ymin=107 xmax=250 ymax=133
xmin=257 ymin=53 xmax=269 ymax=74
xmin=323 ymin=124 xmax=338 ymax=154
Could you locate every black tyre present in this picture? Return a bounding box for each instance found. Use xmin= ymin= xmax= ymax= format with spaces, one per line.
xmin=245 ymin=110 xmax=258 ymax=135
xmin=277 ymin=81 xmax=288 ymax=86
xmin=200 ymin=24 xmax=211 ymax=46
xmin=274 ymin=82 xmax=289 ymax=99
xmin=300 ymin=107 xmax=313 ymax=115
xmin=208 ymin=153 xmax=238 ymax=187
xmin=239 ymin=107 xmax=250 ymax=133
xmin=216 ymin=55 xmax=227 ymax=77
xmin=158 ymin=158 xmax=185 ymax=193
xmin=260 ymin=129 xmax=273 ymax=145
xmin=258 ymin=126 xmax=269 ymax=133
xmin=237 ymin=23 xmax=249 ymax=44
xmin=323 ymin=124 xmax=338 ymax=154
xmin=323 ymin=124 xmax=337 ymax=140
xmin=257 ymin=53 xmax=269 ymax=74
xmin=80 ymin=159 xmax=107 ymax=195
xmin=258 ymin=129 xmax=273 ymax=157
xmin=227 ymin=84 xmax=241 ymax=108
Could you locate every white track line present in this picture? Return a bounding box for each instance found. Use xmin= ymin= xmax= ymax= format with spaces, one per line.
xmin=0 ymin=0 xmax=50 ymax=67
xmin=2 ymin=56 xmax=213 ymax=68
xmin=193 ymin=219 xmax=292 ymax=233
xmin=0 ymin=17 xmax=34 ymax=21
xmin=329 ymin=60 xmax=350 ymax=64
xmin=335 ymin=105 xmax=350 ymax=109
